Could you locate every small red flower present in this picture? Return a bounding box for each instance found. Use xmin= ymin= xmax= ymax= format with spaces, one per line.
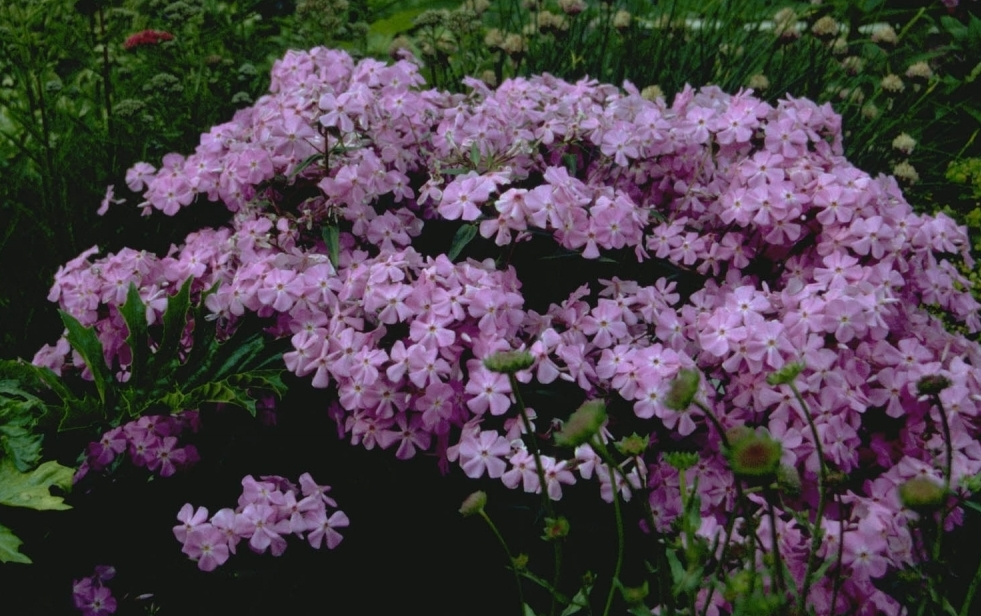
xmin=123 ymin=29 xmax=174 ymax=50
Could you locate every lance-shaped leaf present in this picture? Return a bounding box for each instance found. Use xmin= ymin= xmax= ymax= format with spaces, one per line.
xmin=0 ymin=459 xmax=73 ymax=511
xmin=322 ymin=225 xmax=340 ymax=270
xmin=155 ymin=277 xmax=193 ymax=372
xmin=119 ymin=283 xmax=150 ymax=389
xmin=0 ymin=523 xmax=31 ymax=564
xmin=59 ymin=311 xmax=110 ymax=405
xmin=448 ymin=223 xmax=478 ymax=262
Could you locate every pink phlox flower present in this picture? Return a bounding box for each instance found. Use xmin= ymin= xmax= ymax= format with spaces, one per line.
xmin=458 ymin=429 xmax=511 ymax=479
xmin=183 ymin=524 xmax=231 ymax=572
xmin=378 ymin=413 xmax=432 ymax=459
xmin=174 ymin=504 xmax=210 ymax=543
xmin=406 ymin=343 xmax=451 ymax=389
xmin=698 ymin=308 xmax=747 ymax=358
xmin=541 ymin=456 xmax=576 ymax=500
xmin=147 ymin=435 xmax=187 ymax=477
xmin=235 ymin=503 xmax=290 ymax=556
xmin=78 ymin=584 xmax=117 ymax=616
xmin=307 ymin=509 xmax=350 ymax=550
xmin=502 ymin=449 xmax=541 ymax=493
xmin=598 ymin=462 xmax=643 ymax=503
xmin=210 ymin=508 xmax=242 ymax=554
xmin=438 ymin=172 xmax=496 ymax=221
xmin=465 ymin=364 xmax=513 ymax=416
xmin=299 ymin=472 xmax=338 ymax=508
xmin=125 ymin=162 xmax=156 ymax=192
xmin=239 ymin=475 xmax=287 ymax=508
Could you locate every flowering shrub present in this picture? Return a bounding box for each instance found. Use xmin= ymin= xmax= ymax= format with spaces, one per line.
xmin=33 ymin=45 xmax=981 ymax=613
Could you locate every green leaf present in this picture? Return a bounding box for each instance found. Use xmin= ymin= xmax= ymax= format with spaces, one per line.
xmin=120 ymin=283 xmax=150 ymax=388
xmin=0 ymin=459 xmax=73 ymax=511
xmin=59 ymin=310 xmax=110 ymax=405
xmin=470 ymin=141 xmax=481 ymax=167
xmin=322 ymin=225 xmax=340 ymax=269
xmin=288 ymin=152 xmax=322 ymax=179
xmin=523 ymin=604 xmax=537 ymax=616
xmin=0 ymin=523 xmax=31 ymax=564
xmin=155 ymin=277 xmax=193 ymax=373
xmin=448 ymin=223 xmax=478 ymax=262
xmin=0 ymin=423 xmax=43 ymax=472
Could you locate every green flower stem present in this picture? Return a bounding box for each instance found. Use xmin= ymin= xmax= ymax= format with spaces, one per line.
xmin=764 ymin=487 xmax=787 ymax=603
xmin=789 ymin=382 xmax=831 ymax=614
xmin=591 ymin=438 xmax=626 ymax=616
xmin=930 ymin=393 xmax=954 ymax=562
xmin=507 ymin=373 xmax=561 ymax=616
xmin=959 ymin=549 xmax=981 ymax=616
xmin=480 ymin=510 xmax=526 ymax=615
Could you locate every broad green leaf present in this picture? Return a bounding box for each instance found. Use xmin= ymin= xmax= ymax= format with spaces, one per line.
xmin=0 ymin=459 xmax=73 ymax=511
xmin=120 ymin=283 xmax=150 ymax=388
xmin=523 ymin=604 xmax=537 ymax=616
xmin=59 ymin=310 xmax=110 ymax=405
xmin=448 ymin=223 xmax=478 ymax=262
xmin=0 ymin=423 xmax=43 ymax=472
xmin=0 ymin=523 xmax=31 ymax=564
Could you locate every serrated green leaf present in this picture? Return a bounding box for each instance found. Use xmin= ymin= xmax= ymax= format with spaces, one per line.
xmin=0 ymin=423 xmax=43 ymax=472
xmin=120 ymin=283 xmax=150 ymax=388
xmin=322 ymin=225 xmax=340 ymax=270
xmin=0 ymin=523 xmax=31 ymax=564
xmin=0 ymin=459 xmax=73 ymax=511
xmin=59 ymin=310 xmax=110 ymax=405
xmin=448 ymin=223 xmax=478 ymax=261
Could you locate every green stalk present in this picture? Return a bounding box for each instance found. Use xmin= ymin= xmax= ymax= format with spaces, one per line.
xmin=593 ymin=437 xmax=626 ymax=616
xmin=480 ymin=510 xmax=527 ymax=615
xmin=508 ymin=373 xmax=561 ymax=616
xmin=789 ymin=382 xmax=831 ymax=615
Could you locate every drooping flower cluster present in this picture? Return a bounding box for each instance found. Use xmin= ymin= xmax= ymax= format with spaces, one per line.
xmin=72 ymin=566 xmax=117 ymax=616
xmin=173 ymin=473 xmax=348 ymax=572
xmin=39 ymin=45 xmax=981 ymax=612
xmin=74 ymin=411 xmax=201 ymax=484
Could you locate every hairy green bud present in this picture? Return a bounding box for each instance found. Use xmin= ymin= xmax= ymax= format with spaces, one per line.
xmin=898 ymin=477 xmax=946 ymax=511
xmin=459 ymin=490 xmax=487 ymax=517
xmin=554 ymin=400 xmax=607 ymax=448
xmin=665 ymin=368 xmax=700 ymax=410
xmin=916 ymin=374 xmax=952 ymax=397
xmin=766 ymin=362 xmax=804 ymax=386
xmin=542 ymin=516 xmax=570 ymax=541
xmin=615 ymin=433 xmax=649 ymax=457
xmin=726 ymin=428 xmax=782 ymax=480
xmin=483 ymin=350 xmax=535 ymax=374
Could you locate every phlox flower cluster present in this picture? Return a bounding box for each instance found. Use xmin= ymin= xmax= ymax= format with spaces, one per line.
xmin=38 ymin=45 xmax=981 ymax=613
xmin=173 ymin=473 xmax=348 ymax=572
xmin=74 ymin=411 xmax=200 ymax=484
xmin=72 ymin=566 xmax=117 ymax=616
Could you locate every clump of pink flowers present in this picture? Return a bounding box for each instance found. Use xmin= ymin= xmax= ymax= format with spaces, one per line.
xmin=38 ymin=44 xmax=981 ymax=613
xmin=74 ymin=411 xmax=200 ymax=484
xmin=72 ymin=566 xmax=117 ymax=616
xmin=174 ymin=473 xmax=348 ymax=572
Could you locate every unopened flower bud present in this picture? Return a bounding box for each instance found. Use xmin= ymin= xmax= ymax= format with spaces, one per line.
xmin=664 ymin=451 xmax=700 ymax=472
xmin=766 ymin=362 xmax=803 ymax=386
xmin=555 ymin=400 xmax=607 ymax=448
xmin=621 ymin=580 xmax=649 ymax=606
xmin=916 ymin=374 xmax=952 ymax=396
xmin=459 ymin=490 xmax=487 ymax=517
xmin=898 ymin=476 xmax=946 ymax=511
xmin=615 ymin=433 xmax=650 ymax=457
xmin=542 ymin=516 xmax=570 ymax=541
xmin=665 ymin=368 xmax=700 ymax=410
xmin=776 ymin=464 xmax=802 ymax=496
xmin=726 ymin=428 xmax=782 ymax=480
xmin=483 ymin=350 xmax=534 ymax=374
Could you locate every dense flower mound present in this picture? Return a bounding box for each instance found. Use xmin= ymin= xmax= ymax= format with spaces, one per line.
xmin=37 ymin=47 xmax=981 ymax=613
